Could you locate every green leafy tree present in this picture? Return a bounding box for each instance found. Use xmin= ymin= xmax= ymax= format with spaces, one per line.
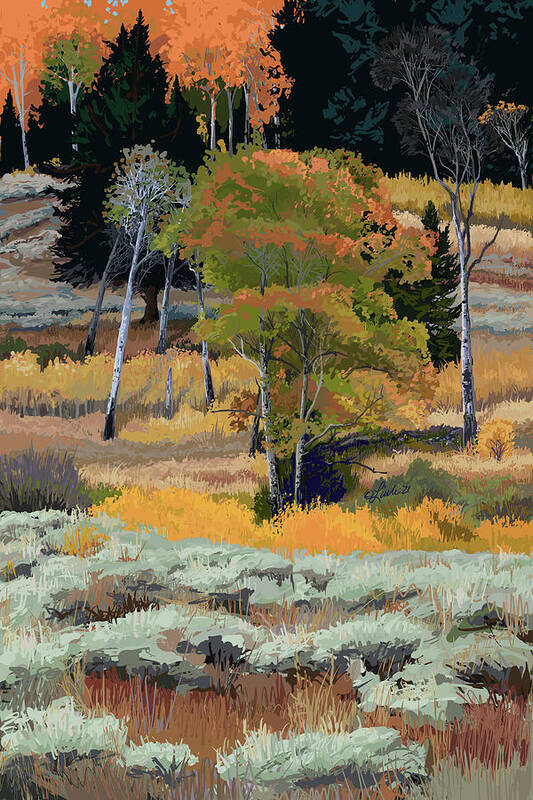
xmin=383 ymin=201 xmax=460 ymax=369
xmin=42 ymin=33 xmax=100 ymax=152
xmin=158 ymin=146 xmax=435 ymax=511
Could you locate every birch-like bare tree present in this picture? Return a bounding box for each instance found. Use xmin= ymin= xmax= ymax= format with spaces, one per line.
xmin=102 ymin=144 xmax=190 ymax=440
xmin=84 ymin=225 xmax=126 ymax=358
xmin=372 ymin=26 xmax=498 ymax=447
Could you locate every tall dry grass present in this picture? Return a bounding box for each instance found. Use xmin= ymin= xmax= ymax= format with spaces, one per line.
xmin=432 ymin=342 xmax=533 ymax=413
xmin=79 ymin=453 xmax=265 ymax=496
xmin=360 ymin=448 xmax=533 ymax=486
xmin=383 ymin=172 xmax=533 ymax=229
xmin=0 ymin=347 xmax=257 ymax=431
xmin=91 ymin=487 xmax=533 ymax=557
xmin=83 ymin=669 xmax=291 ymax=761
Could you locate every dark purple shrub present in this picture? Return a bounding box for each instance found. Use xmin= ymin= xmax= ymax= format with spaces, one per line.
xmin=0 ymin=447 xmax=91 ymax=512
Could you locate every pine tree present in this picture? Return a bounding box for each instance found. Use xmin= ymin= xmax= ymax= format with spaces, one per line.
xmin=382 ymin=201 xmax=461 ymax=369
xmin=165 ymin=77 xmax=205 ymax=175
xmin=52 ymin=12 xmax=202 ymax=320
xmin=0 ymin=91 xmax=25 ymax=176
xmin=27 ymin=78 xmax=73 ymax=168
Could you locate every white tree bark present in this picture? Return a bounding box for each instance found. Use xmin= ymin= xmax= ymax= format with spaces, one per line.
xmin=195 ymin=267 xmax=215 ymax=408
xmin=11 ymin=56 xmax=28 ymax=170
xmin=84 ymin=231 xmax=121 ymax=358
xmin=451 ymin=200 xmax=477 ymax=447
xmin=103 ymin=217 xmax=146 ymax=440
xmin=156 ymin=254 xmax=176 ymax=355
xmin=209 ymin=94 xmax=217 ymax=155
xmin=294 ymin=310 xmax=309 ymax=506
xmin=243 ymin=86 xmax=250 ymax=151
xmin=259 ymin=333 xmax=282 ymax=516
xmin=226 ymin=86 xmax=234 ymax=156
xmin=165 ymin=366 xmax=172 ymax=420
xmin=67 ymin=76 xmax=82 ymax=152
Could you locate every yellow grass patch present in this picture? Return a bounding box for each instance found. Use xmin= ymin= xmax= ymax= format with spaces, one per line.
xmin=119 ymin=404 xmax=232 ymax=445
xmin=432 ymin=344 xmax=533 ymax=412
xmin=0 ymin=347 xmax=256 ymax=428
xmin=61 ymin=523 xmax=109 ymax=557
xmin=476 ymin=516 xmax=533 ymax=554
xmin=383 ymin=172 xmax=533 ymax=229
xmin=90 ymin=488 xmax=533 ymax=557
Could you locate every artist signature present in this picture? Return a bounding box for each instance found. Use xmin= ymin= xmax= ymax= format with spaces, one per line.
xmin=364 ymin=479 xmax=411 ymax=504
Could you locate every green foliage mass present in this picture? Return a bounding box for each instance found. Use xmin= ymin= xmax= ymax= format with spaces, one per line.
xmin=383 ymin=201 xmax=460 ymax=369
xmin=0 ymin=336 xmax=82 ymax=369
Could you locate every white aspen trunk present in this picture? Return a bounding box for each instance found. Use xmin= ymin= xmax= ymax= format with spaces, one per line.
xmin=156 ymin=254 xmax=175 ymax=355
xmin=103 ymin=218 xmax=146 ymax=441
xmin=259 ymin=334 xmax=282 ymax=516
xmin=85 ymin=274 xmax=108 ymax=358
xmin=294 ymin=309 xmax=309 ymax=506
xmin=243 ymin=86 xmax=250 ymax=151
xmin=12 ymin=57 xmax=28 ymax=170
xmin=452 ymin=200 xmax=477 ymax=447
xmin=249 ymin=385 xmax=261 ymax=457
xmin=519 ymin=155 xmax=528 ymax=190
xmin=209 ymin=94 xmax=216 ymax=155
xmin=226 ymin=86 xmax=234 ymax=156
xmin=165 ymin=366 xmax=172 ymax=420
xmin=68 ymin=79 xmax=76 ymax=114
xmin=274 ymin=113 xmax=281 ymax=149
xmin=195 ymin=266 xmax=215 ymax=408
xmin=84 ymin=231 xmax=121 ymax=358
xmin=67 ymin=77 xmax=79 ymax=153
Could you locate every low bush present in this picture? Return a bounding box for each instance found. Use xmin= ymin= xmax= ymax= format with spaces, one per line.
xmin=0 ymin=447 xmax=92 ymax=512
xmin=457 ymin=476 xmax=533 ymax=522
xmin=477 ymin=418 xmax=515 ymax=461
xmin=84 ymin=482 xmax=123 ymax=506
xmin=0 ymin=336 xmax=80 ymax=370
xmin=364 ymin=458 xmax=458 ymax=514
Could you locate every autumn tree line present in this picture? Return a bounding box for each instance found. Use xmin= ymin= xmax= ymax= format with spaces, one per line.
xmin=0 ymin=0 xmax=531 ymax=513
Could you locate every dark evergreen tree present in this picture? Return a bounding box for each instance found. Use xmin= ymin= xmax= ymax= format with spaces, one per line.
xmin=0 ymin=91 xmax=25 ymax=176
xmin=52 ymin=12 xmax=202 ymax=321
xmin=165 ymin=77 xmax=207 ymax=174
xmin=382 ymin=201 xmax=461 ymax=369
xmin=27 ymin=79 xmax=73 ymax=168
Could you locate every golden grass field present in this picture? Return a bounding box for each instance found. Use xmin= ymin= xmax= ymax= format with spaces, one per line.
xmin=383 ymin=172 xmax=533 ymax=230
xmin=0 ymin=324 xmax=531 ymax=556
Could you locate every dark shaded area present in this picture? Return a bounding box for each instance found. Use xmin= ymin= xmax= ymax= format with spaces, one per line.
xmin=383 ymin=201 xmax=461 ymax=368
xmin=0 ymin=447 xmax=91 ymax=512
xmin=0 ymin=90 xmax=24 ymax=176
xmin=269 ymin=0 xmax=533 ymax=183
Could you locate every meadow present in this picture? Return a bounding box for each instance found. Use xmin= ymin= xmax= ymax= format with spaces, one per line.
xmin=0 ymin=170 xmax=532 ymax=800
